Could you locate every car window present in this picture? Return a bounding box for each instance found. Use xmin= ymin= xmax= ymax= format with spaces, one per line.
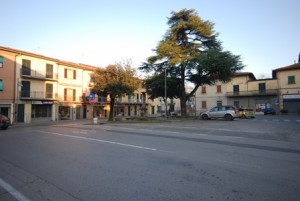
xmin=210 ymin=107 xmax=218 ymax=112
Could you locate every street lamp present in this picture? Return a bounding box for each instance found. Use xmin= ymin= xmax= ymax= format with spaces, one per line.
xmin=164 ymin=68 xmax=167 ymax=118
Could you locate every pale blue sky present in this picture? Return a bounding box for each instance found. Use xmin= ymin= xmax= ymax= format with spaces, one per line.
xmin=2 ymin=0 xmax=299 ymax=78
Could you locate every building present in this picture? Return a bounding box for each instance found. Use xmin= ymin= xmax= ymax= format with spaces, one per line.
xmin=226 ymin=72 xmax=278 ymax=112
xmin=273 ymin=61 xmax=300 ymax=113
xmin=0 ymin=46 xmax=96 ymax=123
xmin=195 ymin=55 xmax=300 ymax=114
xmin=0 ymin=46 xmax=160 ymax=123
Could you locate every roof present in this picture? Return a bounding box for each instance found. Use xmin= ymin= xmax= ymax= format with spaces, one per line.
xmin=232 ymin=72 xmax=256 ymax=80
xmin=273 ymin=62 xmax=300 ymax=72
xmin=272 ymin=62 xmax=300 ymax=78
xmin=0 ymin=46 xmax=97 ymax=71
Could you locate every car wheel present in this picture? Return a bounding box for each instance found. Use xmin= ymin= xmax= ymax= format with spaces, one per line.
xmin=202 ymin=114 xmax=209 ymax=120
xmin=225 ymin=114 xmax=233 ymax=121
xmin=1 ymin=126 xmax=8 ymax=130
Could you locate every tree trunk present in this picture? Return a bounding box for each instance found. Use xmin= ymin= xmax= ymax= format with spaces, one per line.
xmin=180 ymin=65 xmax=187 ymax=116
xmin=109 ymin=95 xmax=115 ymax=121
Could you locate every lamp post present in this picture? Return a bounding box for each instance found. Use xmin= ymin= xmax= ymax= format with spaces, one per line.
xmin=164 ymin=68 xmax=167 ymax=118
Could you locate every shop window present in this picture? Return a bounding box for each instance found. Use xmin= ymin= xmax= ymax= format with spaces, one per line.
xmin=0 ymin=56 xmax=3 ymax=68
xmin=288 ymin=76 xmax=295 ymax=84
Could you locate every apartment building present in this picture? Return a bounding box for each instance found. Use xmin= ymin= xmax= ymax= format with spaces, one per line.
xmin=196 ymin=57 xmax=300 ymax=114
xmin=273 ymin=61 xmax=300 ymax=113
xmin=196 ymin=81 xmax=228 ymax=113
xmin=226 ymin=73 xmax=278 ymax=112
xmin=0 ymin=48 xmax=15 ymax=123
xmin=0 ymin=46 xmax=160 ymax=123
xmin=0 ymin=46 xmax=96 ymax=123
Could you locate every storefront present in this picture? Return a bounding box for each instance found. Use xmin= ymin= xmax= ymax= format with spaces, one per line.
xmin=283 ymin=94 xmax=300 ymax=113
xmin=31 ymin=101 xmax=53 ymax=122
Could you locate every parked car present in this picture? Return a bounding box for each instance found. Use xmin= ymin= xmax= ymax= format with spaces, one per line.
xmin=200 ymin=106 xmax=238 ymax=121
xmin=0 ymin=114 xmax=10 ymax=129
xmin=238 ymin=108 xmax=255 ymax=118
xmin=264 ymin=108 xmax=276 ymax=115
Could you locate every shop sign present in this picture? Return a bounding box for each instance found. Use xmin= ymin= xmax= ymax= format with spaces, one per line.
xmin=283 ymin=94 xmax=300 ymax=99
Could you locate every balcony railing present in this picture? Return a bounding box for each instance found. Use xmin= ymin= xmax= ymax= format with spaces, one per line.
xmin=21 ymin=68 xmax=58 ymax=80
xmin=20 ymin=91 xmax=58 ymax=100
xmin=226 ymin=89 xmax=278 ymax=97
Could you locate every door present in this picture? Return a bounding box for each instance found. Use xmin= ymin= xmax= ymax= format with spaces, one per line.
xmin=17 ymin=104 xmax=25 ymax=123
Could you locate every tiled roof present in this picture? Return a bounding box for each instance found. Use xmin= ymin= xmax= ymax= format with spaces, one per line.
xmin=273 ymin=62 xmax=300 ymax=72
xmin=0 ymin=46 xmax=97 ymax=71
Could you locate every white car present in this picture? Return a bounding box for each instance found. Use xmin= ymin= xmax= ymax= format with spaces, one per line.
xmin=200 ymin=106 xmax=238 ymax=121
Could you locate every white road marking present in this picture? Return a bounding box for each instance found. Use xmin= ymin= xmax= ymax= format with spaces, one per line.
xmin=217 ymin=159 xmax=261 ymax=169
xmin=0 ymin=177 xmax=31 ymax=201
xmin=38 ymin=131 xmax=158 ymax=151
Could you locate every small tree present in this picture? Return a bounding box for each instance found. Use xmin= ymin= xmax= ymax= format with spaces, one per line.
xmin=91 ymin=63 xmax=141 ymax=121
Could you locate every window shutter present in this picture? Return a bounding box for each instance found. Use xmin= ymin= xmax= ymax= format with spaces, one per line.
xmin=64 ymin=69 xmax=67 ymax=78
xmin=73 ymin=70 xmax=76 ymax=79
xmin=64 ymin=88 xmax=67 ymax=101
xmin=73 ymin=89 xmax=76 ymax=101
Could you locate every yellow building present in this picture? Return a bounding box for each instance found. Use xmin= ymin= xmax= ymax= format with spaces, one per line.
xmin=273 ymin=62 xmax=300 ymax=113
xmin=196 ymin=58 xmax=300 ymax=114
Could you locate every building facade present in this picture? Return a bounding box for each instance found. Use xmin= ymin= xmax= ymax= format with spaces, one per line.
xmin=196 ymin=58 xmax=300 ymax=114
xmin=0 ymin=46 xmax=159 ymax=123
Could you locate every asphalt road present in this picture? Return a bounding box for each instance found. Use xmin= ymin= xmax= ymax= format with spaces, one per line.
xmin=0 ymin=115 xmax=300 ymax=201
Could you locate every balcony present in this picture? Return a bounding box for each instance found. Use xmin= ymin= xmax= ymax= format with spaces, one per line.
xmin=21 ymin=68 xmax=58 ymax=81
xmin=226 ymin=89 xmax=278 ymax=97
xmin=20 ymin=91 xmax=58 ymax=100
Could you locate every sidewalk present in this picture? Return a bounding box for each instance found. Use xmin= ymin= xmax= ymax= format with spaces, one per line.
xmin=10 ymin=118 xmax=108 ymax=128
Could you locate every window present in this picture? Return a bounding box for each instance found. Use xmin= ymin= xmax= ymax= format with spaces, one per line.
xmin=217 ymin=100 xmax=222 ymax=106
xmin=0 ymin=79 xmax=3 ymax=91
xmin=201 ymin=101 xmax=207 ymax=109
xmin=64 ymin=88 xmax=76 ymax=101
xmin=233 ymin=85 xmax=239 ymax=93
xmin=0 ymin=56 xmax=3 ymax=68
xmin=46 ymin=64 xmax=53 ymax=78
xmin=288 ymin=76 xmax=295 ymax=84
xmin=45 ymin=83 xmax=53 ymax=98
xmin=21 ymin=81 xmax=30 ymax=97
xmin=64 ymin=68 xmax=76 ymax=79
xmin=217 ymin=85 xmax=222 ymax=93
xmin=22 ymin=59 xmax=31 ymax=75
xmin=258 ymin=83 xmax=266 ymax=92
xmin=201 ymin=86 xmax=206 ymax=94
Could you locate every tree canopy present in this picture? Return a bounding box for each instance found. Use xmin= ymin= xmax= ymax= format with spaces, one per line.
xmin=91 ymin=63 xmax=141 ymax=121
xmin=139 ymin=9 xmax=244 ymax=115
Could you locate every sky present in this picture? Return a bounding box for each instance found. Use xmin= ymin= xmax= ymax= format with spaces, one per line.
xmin=1 ymin=0 xmax=299 ymax=78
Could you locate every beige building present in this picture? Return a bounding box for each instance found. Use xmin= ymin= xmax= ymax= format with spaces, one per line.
xmin=0 ymin=46 xmax=160 ymax=123
xmin=273 ymin=62 xmax=300 ymax=113
xmin=196 ymin=57 xmax=300 ymax=114
xmin=195 ymin=81 xmax=228 ymax=114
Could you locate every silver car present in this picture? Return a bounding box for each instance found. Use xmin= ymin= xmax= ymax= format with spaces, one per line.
xmin=200 ymin=106 xmax=238 ymax=121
